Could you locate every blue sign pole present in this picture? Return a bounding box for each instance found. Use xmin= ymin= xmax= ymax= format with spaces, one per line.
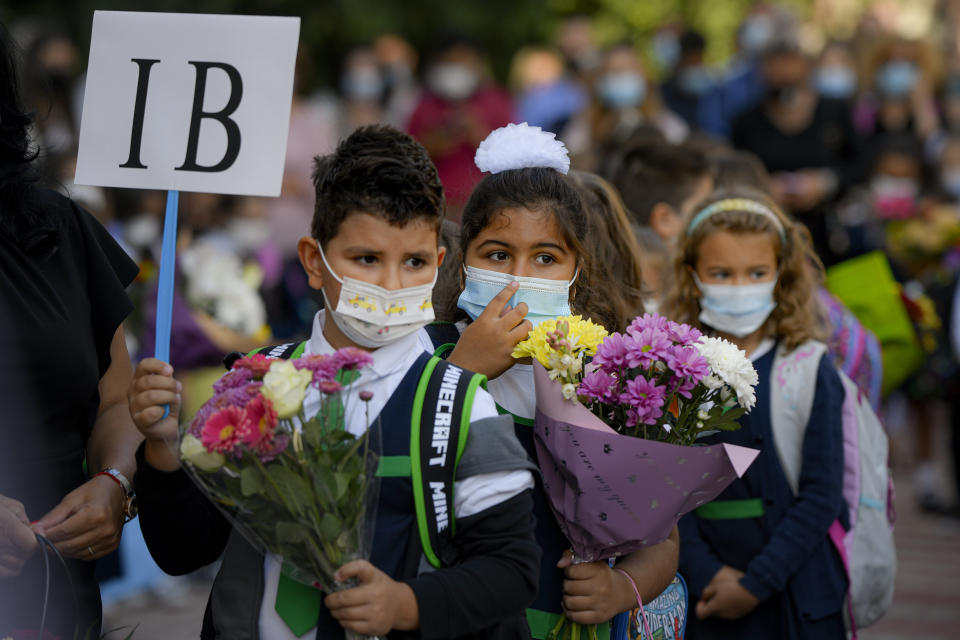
xmin=154 ymin=189 xmax=179 ymax=418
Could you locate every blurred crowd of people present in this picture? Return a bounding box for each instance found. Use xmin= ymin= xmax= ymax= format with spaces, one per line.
xmin=10 ymin=1 xmax=960 ymax=609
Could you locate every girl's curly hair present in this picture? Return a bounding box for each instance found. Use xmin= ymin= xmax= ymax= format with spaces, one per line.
xmin=662 ymin=188 xmax=825 ymax=351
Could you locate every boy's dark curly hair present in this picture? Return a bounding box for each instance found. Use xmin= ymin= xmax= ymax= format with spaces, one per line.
xmin=311 ymin=125 xmax=445 ymax=246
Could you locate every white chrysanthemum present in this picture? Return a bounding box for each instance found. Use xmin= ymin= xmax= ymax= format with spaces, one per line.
xmin=695 ymin=336 xmax=759 ymax=410
xmin=474 ymin=122 xmax=570 ymax=175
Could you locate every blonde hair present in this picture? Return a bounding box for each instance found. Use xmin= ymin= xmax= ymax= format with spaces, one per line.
xmin=662 ymin=188 xmax=824 ymax=351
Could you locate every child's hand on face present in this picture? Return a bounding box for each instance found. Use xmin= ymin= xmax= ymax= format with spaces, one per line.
xmin=128 ymin=358 xmax=182 ymax=471
xmin=448 ymin=281 xmax=533 ymax=380
xmin=325 ymin=560 xmax=419 ymax=635
xmin=557 ymin=551 xmax=633 ymax=625
xmin=695 ymin=565 xmax=759 ymax=620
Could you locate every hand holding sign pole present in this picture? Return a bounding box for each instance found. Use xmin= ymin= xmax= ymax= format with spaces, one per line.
xmin=75 ymin=11 xmax=300 ymax=416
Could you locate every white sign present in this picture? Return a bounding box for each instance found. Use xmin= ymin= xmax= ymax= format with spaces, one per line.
xmin=75 ymin=11 xmax=300 ymax=197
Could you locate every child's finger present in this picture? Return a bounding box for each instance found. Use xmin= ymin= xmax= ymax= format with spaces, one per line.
xmin=477 ymin=281 xmax=519 ymax=321
xmin=135 ymin=358 xmax=174 ymax=378
xmin=556 ymin=549 xmax=574 ymax=569
xmin=334 ymin=559 xmax=376 ymax=584
xmin=507 ymin=318 xmax=534 ymax=342
xmin=501 ymin=301 xmax=529 ymax=328
xmin=133 ymin=374 xmax=180 ymax=394
xmin=563 ymin=560 xmax=603 ymax=581
xmin=130 ymin=389 xmax=180 ymax=415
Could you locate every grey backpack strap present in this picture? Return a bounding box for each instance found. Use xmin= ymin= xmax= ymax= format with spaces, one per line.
xmin=769 ymin=340 xmax=828 ymax=495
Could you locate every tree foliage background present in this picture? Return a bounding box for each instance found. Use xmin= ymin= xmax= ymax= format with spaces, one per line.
xmin=1 ymin=0 xmax=936 ymax=89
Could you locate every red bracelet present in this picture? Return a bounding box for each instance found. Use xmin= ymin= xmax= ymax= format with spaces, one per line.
xmin=95 ymin=470 xmax=127 ymax=493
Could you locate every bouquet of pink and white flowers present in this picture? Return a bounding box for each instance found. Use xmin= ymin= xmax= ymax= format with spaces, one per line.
xmin=576 ymin=313 xmax=758 ymax=445
xmin=178 ymin=347 xmax=379 ymax=595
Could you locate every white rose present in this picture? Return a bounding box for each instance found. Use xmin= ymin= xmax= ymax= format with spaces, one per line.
xmin=262 ymin=360 xmax=313 ymax=419
xmin=180 ymin=434 xmax=226 ymax=472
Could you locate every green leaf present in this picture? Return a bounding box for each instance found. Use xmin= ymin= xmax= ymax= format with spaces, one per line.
xmin=318 ymin=512 xmax=342 ymax=540
xmin=333 ymin=472 xmax=352 ymax=500
xmin=267 ymin=466 xmax=313 ymax=516
xmin=276 ymin=521 xmax=310 ymax=543
xmin=240 ymin=466 xmax=265 ymax=497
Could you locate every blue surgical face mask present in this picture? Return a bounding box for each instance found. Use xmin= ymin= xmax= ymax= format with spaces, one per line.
xmin=693 ymin=273 xmax=777 ymax=338
xmin=597 ymin=72 xmax=647 ymax=109
xmin=677 ymin=65 xmax=714 ymax=96
xmin=457 ymin=265 xmax=578 ymax=326
xmin=876 ymin=60 xmax=918 ymax=98
xmin=815 ymin=66 xmax=857 ymax=99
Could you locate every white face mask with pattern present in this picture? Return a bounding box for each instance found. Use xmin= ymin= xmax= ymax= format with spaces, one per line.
xmin=317 ymin=240 xmax=436 ymax=348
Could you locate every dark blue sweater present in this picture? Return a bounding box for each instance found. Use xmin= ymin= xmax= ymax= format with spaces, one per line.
xmin=679 ymin=346 xmax=848 ymax=629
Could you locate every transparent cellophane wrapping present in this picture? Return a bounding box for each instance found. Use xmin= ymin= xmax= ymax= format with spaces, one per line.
xmin=175 ymin=389 xmax=382 ymax=595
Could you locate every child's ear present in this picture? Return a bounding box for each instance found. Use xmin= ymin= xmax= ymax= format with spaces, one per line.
xmin=298 ymin=236 xmax=325 ymax=290
xmin=650 ymin=203 xmax=683 ymax=245
xmin=437 ymin=246 xmax=447 ymax=267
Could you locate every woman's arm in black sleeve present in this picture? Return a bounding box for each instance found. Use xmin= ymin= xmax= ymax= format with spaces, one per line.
xmin=134 ymin=442 xmax=231 ymax=574
xmin=404 ymin=490 xmax=540 ymax=639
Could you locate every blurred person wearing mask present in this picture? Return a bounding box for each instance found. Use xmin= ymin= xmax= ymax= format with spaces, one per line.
xmin=564 ymin=43 xmax=688 ymax=171
xmin=374 ymin=34 xmax=421 ymax=130
xmin=854 ymin=37 xmax=940 ymax=150
xmin=814 ymin=41 xmax=859 ymax=102
xmin=340 ymin=47 xmax=387 ymax=136
xmin=731 ymin=44 xmax=861 ymax=265
xmin=697 ymin=4 xmax=793 ymax=139
xmin=21 ymin=28 xmax=82 ymax=160
xmin=407 ymin=35 xmax=513 ymax=217
xmin=510 ymin=46 xmax=587 ymax=135
xmin=661 ymin=29 xmax=716 ymax=128
xmin=555 ymin=15 xmax=603 ymax=80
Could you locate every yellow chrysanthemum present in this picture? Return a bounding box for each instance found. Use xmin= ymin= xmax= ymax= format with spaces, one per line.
xmin=511 ymin=315 xmax=608 ymax=367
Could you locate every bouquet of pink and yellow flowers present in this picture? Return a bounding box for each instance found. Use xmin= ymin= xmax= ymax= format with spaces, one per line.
xmin=513 ymin=314 xmax=759 ymax=640
xmin=178 ymin=346 xmax=380 ymax=597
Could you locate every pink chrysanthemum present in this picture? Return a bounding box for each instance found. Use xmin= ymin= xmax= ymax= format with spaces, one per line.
xmin=621 ymin=377 xmax=666 ymax=426
xmin=627 ymin=313 xmax=669 ymax=337
xmin=625 ymin=328 xmax=672 ymax=369
xmin=317 ymin=379 xmax=343 ymax=395
xmin=232 ymin=353 xmax=273 ymax=378
xmin=578 ymin=370 xmax=619 ymax=404
xmin=213 ymin=368 xmax=253 ymax=394
xmin=664 ymin=345 xmax=711 ymax=384
xmin=593 ymin=332 xmax=630 ymax=373
xmin=333 ymin=347 xmax=374 ymax=371
xmin=294 ymin=354 xmax=340 ymax=383
xmin=241 ymin=394 xmax=279 ymax=453
xmin=201 ymin=407 xmax=246 ymax=454
xmin=665 ymin=321 xmax=703 ymax=347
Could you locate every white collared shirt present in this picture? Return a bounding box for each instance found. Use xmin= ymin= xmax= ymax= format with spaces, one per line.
xmin=259 ymin=311 xmax=534 ymax=639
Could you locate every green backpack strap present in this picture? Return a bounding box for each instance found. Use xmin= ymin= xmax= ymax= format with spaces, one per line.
xmin=410 ymin=356 xmax=486 ymax=568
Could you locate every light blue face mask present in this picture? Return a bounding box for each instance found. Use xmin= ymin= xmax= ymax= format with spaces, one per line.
xmin=815 ymin=66 xmax=857 ymax=99
xmin=457 ymin=265 xmax=578 ymax=326
xmin=693 ymin=273 xmax=777 ymax=338
xmin=876 ymin=60 xmax=918 ymax=98
xmin=597 ymin=72 xmax=647 ymax=109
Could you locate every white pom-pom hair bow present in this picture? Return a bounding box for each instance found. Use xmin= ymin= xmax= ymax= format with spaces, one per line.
xmin=474 ymin=122 xmax=570 ymax=175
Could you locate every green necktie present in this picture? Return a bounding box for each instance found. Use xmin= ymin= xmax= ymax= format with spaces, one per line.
xmin=275 ymin=572 xmax=324 ymax=636
xmin=274 ymin=369 xmax=362 ymax=635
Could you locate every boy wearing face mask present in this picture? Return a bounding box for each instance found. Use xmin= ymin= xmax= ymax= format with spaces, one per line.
xmin=128 ymin=125 xmax=540 ymax=640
